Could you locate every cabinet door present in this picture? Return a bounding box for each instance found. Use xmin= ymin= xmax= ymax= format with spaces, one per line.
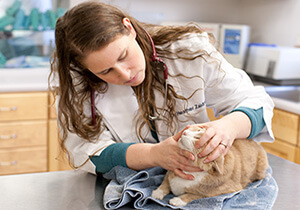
xmin=48 ymin=119 xmax=72 ymax=171
xmin=0 ymin=92 xmax=48 ymax=121
xmin=49 ymin=92 xmax=57 ymax=119
xmin=272 ymin=109 xmax=299 ymax=145
xmin=0 ymin=121 xmax=47 ymax=148
xmin=207 ymin=108 xmax=222 ymax=121
xmin=295 ymin=147 xmax=300 ymax=164
xmin=261 ymin=140 xmax=296 ymax=162
xmin=0 ymin=147 xmax=47 ymax=175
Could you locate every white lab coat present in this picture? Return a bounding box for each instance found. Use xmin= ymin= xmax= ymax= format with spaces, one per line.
xmin=63 ymin=32 xmax=275 ymax=174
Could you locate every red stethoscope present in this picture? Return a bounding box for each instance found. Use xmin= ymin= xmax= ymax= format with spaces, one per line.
xmin=90 ymin=32 xmax=168 ymax=125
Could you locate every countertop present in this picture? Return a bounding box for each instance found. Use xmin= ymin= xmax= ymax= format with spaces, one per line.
xmin=253 ymin=80 xmax=300 ymax=115
xmin=0 ymin=69 xmax=299 ymax=115
xmin=270 ymin=96 xmax=300 ymax=115
xmin=0 ymin=68 xmax=50 ymax=93
xmin=0 ymin=153 xmax=299 ymax=210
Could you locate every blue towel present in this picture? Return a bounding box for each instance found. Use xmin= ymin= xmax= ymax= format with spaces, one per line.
xmin=103 ymin=166 xmax=278 ymax=209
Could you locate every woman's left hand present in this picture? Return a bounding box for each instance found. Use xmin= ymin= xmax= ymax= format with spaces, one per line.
xmin=193 ymin=111 xmax=251 ymax=163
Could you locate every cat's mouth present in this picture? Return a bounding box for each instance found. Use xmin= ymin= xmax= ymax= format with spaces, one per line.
xmin=178 ymin=138 xmax=198 ymax=154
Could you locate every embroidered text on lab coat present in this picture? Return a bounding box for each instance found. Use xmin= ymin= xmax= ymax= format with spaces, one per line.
xmin=177 ymin=101 xmax=206 ymax=115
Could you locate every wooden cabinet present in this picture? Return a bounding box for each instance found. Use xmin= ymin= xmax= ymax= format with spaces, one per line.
xmin=48 ymin=93 xmax=72 ymax=171
xmin=0 ymin=147 xmax=47 ymax=175
xmin=261 ymin=108 xmax=300 ymax=164
xmin=0 ymin=92 xmax=48 ymax=121
xmin=0 ymin=121 xmax=47 ymax=148
xmin=271 ymin=108 xmax=298 ymax=145
xmin=0 ymin=92 xmax=48 ymax=175
xmin=207 ymin=108 xmax=222 ymax=121
xmin=0 ymin=91 xmax=71 ymax=175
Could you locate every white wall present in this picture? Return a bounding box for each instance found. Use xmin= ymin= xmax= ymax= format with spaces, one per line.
xmin=70 ymin=0 xmax=242 ymax=24
xmin=70 ymin=0 xmax=300 ymax=47
xmin=239 ymin=0 xmax=300 ymax=46
xmin=0 ymin=0 xmax=53 ymax=16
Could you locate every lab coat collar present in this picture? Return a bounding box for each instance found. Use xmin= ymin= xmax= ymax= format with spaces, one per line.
xmin=95 ymin=84 xmax=139 ymax=142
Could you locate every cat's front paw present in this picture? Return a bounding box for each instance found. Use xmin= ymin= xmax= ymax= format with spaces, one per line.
xmin=151 ymin=189 xmax=165 ymax=200
xmin=169 ymin=197 xmax=187 ymax=207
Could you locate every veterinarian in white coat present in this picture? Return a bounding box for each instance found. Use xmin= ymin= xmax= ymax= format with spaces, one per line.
xmin=51 ymin=2 xmax=274 ymax=180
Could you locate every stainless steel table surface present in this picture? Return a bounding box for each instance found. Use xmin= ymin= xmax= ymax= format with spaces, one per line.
xmin=1 ymin=153 xmax=299 ymax=210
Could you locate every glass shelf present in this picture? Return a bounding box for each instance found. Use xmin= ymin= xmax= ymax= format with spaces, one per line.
xmin=0 ymin=0 xmax=69 ymax=69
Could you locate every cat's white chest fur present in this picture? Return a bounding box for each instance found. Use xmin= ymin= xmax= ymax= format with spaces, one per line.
xmin=169 ymin=171 xmax=208 ymax=196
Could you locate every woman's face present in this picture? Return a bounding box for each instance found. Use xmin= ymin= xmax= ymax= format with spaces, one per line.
xmin=82 ymin=18 xmax=146 ymax=86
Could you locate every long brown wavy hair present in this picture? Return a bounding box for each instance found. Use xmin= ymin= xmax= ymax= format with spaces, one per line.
xmin=49 ymin=1 xmax=219 ymax=167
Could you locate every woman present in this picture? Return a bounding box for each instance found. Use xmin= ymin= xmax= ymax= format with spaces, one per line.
xmin=50 ymin=1 xmax=274 ymax=180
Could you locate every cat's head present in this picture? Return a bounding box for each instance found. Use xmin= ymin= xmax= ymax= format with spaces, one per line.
xmin=178 ymin=127 xmax=205 ymax=152
xmin=178 ymin=127 xmax=224 ymax=174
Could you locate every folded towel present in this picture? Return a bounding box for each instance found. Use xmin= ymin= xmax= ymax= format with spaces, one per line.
xmin=6 ymin=0 xmax=22 ymax=17
xmin=47 ymin=10 xmax=56 ymax=30
xmin=30 ymin=8 xmax=39 ymax=31
xmin=0 ymin=52 xmax=6 ymax=65
xmin=0 ymin=16 xmax=15 ymax=30
xmin=103 ymin=166 xmax=278 ymax=210
xmin=13 ymin=9 xmax=25 ymax=30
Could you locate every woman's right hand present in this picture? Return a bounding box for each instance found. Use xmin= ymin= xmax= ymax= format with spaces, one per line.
xmin=151 ymin=128 xmax=203 ymax=180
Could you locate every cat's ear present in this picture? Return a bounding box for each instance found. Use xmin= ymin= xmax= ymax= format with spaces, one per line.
xmin=213 ymin=155 xmax=224 ymax=174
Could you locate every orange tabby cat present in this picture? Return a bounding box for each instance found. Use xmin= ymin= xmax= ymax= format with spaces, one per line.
xmin=151 ymin=127 xmax=268 ymax=207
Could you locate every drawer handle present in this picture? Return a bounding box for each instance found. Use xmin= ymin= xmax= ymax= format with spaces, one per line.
xmin=0 ymin=106 xmax=18 ymax=112
xmin=0 ymin=161 xmax=18 ymax=166
xmin=0 ymin=134 xmax=17 ymax=140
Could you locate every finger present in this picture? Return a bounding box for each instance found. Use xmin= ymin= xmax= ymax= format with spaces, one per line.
xmin=189 ymin=124 xmax=205 ymax=130
xmin=173 ymin=127 xmax=190 ymax=141
xmin=175 ymin=154 xmax=203 ymax=172
xmin=204 ymin=143 xmax=227 ymax=163
xmin=166 ymin=149 xmax=192 ymax=168
xmin=180 ymin=149 xmax=195 ymax=161
xmin=198 ymin=135 xmax=222 ymax=157
xmin=223 ymin=147 xmax=230 ymax=156
xmin=174 ymin=168 xmax=194 ymax=180
xmin=180 ymin=164 xmax=203 ymax=172
xmin=195 ymin=127 xmax=215 ymax=149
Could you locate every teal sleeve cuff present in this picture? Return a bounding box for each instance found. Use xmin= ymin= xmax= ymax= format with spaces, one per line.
xmin=90 ymin=142 xmax=135 ymax=174
xmin=231 ymin=107 xmax=265 ymax=139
